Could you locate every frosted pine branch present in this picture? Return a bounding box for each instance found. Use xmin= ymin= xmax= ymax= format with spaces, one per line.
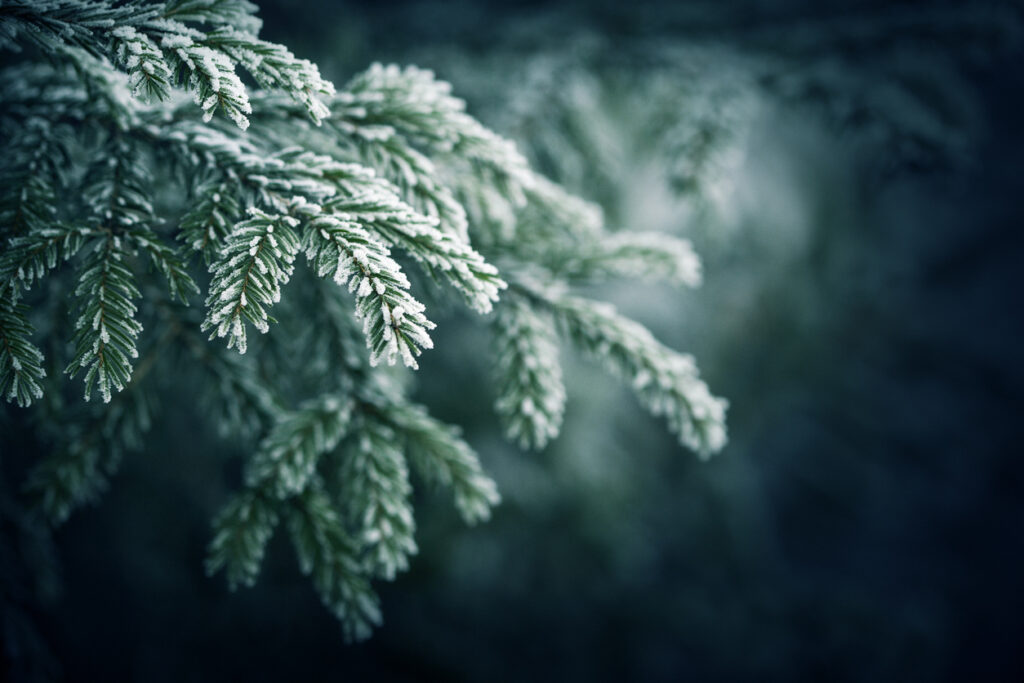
xmin=0 ymin=118 xmax=66 ymax=240
xmin=110 ymin=25 xmax=173 ymax=102
xmin=206 ymin=487 xmax=279 ymax=589
xmin=339 ymin=415 xmax=417 ymax=581
xmin=198 ymin=26 xmax=333 ymax=124
xmin=541 ymin=291 xmax=728 ymax=458
xmin=336 ymin=63 xmax=539 ymax=243
xmin=321 ymin=188 xmax=506 ymax=315
xmin=65 ymin=233 xmax=144 ymax=403
xmin=0 ymin=297 xmax=46 ymax=408
xmin=178 ymin=180 xmax=242 ymax=263
xmin=0 ymin=0 xmax=333 ymax=127
xmin=517 ymin=173 xmax=604 ymax=242
xmin=349 ymin=132 xmax=470 ymax=242
xmin=202 ymin=208 xmax=300 ymax=354
xmin=126 ymin=225 xmax=200 ymax=303
xmin=161 ymin=0 xmax=262 ymax=34
xmin=285 ymin=484 xmax=382 ymax=642
xmin=492 ymin=294 xmax=566 ymax=450
xmin=245 ymin=394 xmax=354 ymax=498
xmin=382 ymin=400 xmax=501 ymax=524
xmin=0 ymin=225 xmax=93 ymax=298
xmin=557 ymin=232 xmax=703 ymax=287
xmin=341 ymin=64 xmax=533 ymax=192
xmin=300 ymin=205 xmax=436 ymax=369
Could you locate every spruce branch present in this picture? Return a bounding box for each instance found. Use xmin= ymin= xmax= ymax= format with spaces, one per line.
xmin=51 ymin=140 xmax=157 ymax=403
xmin=492 ymin=293 xmax=566 ymax=450
xmin=65 ymin=232 xmax=144 ymax=403
xmin=0 ymin=0 xmax=736 ymax=644
xmin=197 ymin=26 xmax=333 ymax=124
xmin=285 ymin=483 xmax=382 ymax=642
xmin=206 ymin=486 xmax=279 ymax=589
xmin=516 ymin=173 xmax=604 ymax=242
xmin=300 ymin=204 xmax=436 ymax=369
xmin=554 ymin=231 xmax=703 ymax=287
xmin=338 ymin=187 xmax=506 ymax=314
xmin=109 ymin=24 xmax=173 ymax=102
xmin=341 ymin=63 xmax=533 ymax=196
xmin=0 ymin=119 xmax=70 ymax=240
xmin=0 ymin=159 xmax=57 ymax=240
xmin=0 ymin=225 xmax=94 ymax=299
xmin=0 ymin=297 xmax=46 ymax=408
xmin=244 ymin=393 xmax=354 ymax=498
xmin=126 ymin=225 xmax=200 ymax=303
xmin=350 ymin=133 xmax=470 ymax=242
xmin=202 ymin=208 xmax=300 ymax=353
xmin=524 ymin=286 xmax=728 ymax=458
xmin=339 ymin=414 xmax=417 ymax=581
xmin=178 ymin=180 xmax=242 ymax=263
xmin=0 ymin=0 xmax=333 ymax=128
xmin=161 ymin=0 xmax=262 ymax=34
xmin=380 ymin=400 xmax=500 ymax=525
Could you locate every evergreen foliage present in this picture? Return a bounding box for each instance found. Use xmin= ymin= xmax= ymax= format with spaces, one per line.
xmin=0 ymin=0 xmax=728 ymax=639
xmin=492 ymin=292 xmax=565 ymax=450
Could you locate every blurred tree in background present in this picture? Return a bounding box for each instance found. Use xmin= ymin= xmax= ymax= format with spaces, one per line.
xmin=3 ymin=0 xmax=1024 ymax=681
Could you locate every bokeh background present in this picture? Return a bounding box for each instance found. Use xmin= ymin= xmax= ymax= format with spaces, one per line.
xmin=3 ymin=0 xmax=1024 ymax=680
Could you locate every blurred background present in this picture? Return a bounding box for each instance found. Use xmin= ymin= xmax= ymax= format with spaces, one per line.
xmin=4 ymin=0 xmax=1024 ymax=680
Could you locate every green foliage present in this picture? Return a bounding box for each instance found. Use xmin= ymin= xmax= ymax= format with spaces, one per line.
xmin=338 ymin=413 xmax=418 ymax=581
xmin=385 ymin=400 xmax=500 ymax=525
xmin=202 ymin=208 xmax=301 ymax=353
xmin=65 ymin=232 xmax=144 ymax=403
xmin=205 ymin=486 xmax=279 ymax=589
xmin=245 ymin=393 xmax=353 ymax=498
xmin=0 ymin=225 xmax=92 ymax=298
xmin=555 ymin=232 xmax=703 ymax=287
xmin=0 ymin=298 xmax=46 ymax=407
xmin=544 ymin=291 xmax=727 ymax=458
xmin=178 ymin=180 xmax=242 ymax=263
xmin=410 ymin=3 xmax=1021 ymax=237
xmin=0 ymin=0 xmax=728 ymax=640
xmin=492 ymin=293 xmax=565 ymax=450
xmin=0 ymin=118 xmax=68 ymax=240
xmin=301 ymin=206 xmax=436 ymax=368
xmin=0 ymin=0 xmax=333 ymax=128
xmin=285 ymin=483 xmax=381 ymax=642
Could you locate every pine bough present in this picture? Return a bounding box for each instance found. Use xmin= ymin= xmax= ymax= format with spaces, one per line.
xmin=0 ymin=0 xmax=727 ymax=641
